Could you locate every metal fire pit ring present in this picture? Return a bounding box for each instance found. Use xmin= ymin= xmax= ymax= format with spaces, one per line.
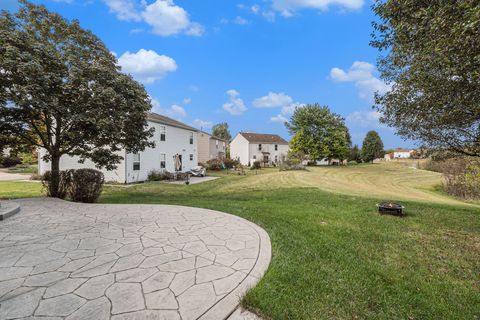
xmin=376 ymin=201 xmax=405 ymax=216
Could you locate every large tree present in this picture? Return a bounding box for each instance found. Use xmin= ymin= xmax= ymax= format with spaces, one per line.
xmin=286 ymin=104 xmax=350 ymax=161
xmin=361 ymin=131 xmax=384 ymax=162
xmin=0 ymin=1 xmax=153 ymax=197
xmin=371 ymin=0 xmax=480 ymax=157
xmin=212 ymin=122 xmax=232 ymax=141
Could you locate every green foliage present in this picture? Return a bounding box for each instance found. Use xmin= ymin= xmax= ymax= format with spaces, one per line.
xmin=361 ymin=131 xmax=384 ymax=162
xmin=206 ymin=158 xmax=223 ymax=171
xmin=0 ymin=1 xmax=154 ymax=197
xmin=349 ymin=144 xmax=362 ymax=163
xmin=250 ymin=161 xmax=261 ymax=170
xmin=41 ymin=170 xmax=72 ymax=199
xmin=286 ymin=104 xmax=350 ymax=161
xmin=1 ymin=156 xmax=21 ymax=168
xmin=371 ymin=0 xmax=480 ymax=156
xmin=211 ymin=122 xmax=232 ymax=142
xmin=223 ymin=158 xmax=239 ymax=169
xmin=147 ymin=170 xmax=168 ymax=181
xmin=69 ymin=169 xmax=104 ymax=203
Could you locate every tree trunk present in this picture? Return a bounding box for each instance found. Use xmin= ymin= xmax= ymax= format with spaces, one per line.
xmin=48 ymin=154 xmax=62 ymax=198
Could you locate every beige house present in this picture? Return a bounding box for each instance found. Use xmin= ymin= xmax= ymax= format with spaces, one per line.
xmin=197 ymin=131 xmax=228 ymax=164
xmin=230 ymin=132 xmax=289 ymax=166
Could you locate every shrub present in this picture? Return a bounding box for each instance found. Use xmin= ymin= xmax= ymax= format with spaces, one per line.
xmin=42 ymin=169 xmax=104 ymax=202
xmin=223 ymin=158 xmax=239 ymax=169
xmin=42 ymin=170 xmax=72 ymax=199
xmin=147 ymin=170 xmax=168 ymax=181
xmin=206 ymin=159 xmax=223 ymax=171
xmin=441 ymin=158 xmax=480 ymax=200
xmin=250 ymin=161 xmax=261 ymax=170
xmin=279 ymin=162 xmax=306 ymax=171
xmin=69 ymin=169 xmax=104 ymax=203
xmin=1 ymin=156 xmax=22 ymax=168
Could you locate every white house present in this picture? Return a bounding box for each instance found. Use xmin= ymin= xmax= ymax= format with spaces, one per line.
xmin=393 ymin=148 xmax=413 ymax=159
xmin=197 ymin=131 xmax=228 ymax=164
xmin=38 ymin=112 xmax=198 ymax=183
xmin=230 ymin=132 xmax=289 ymax=166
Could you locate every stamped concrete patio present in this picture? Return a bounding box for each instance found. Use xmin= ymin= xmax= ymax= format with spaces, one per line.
xmin=0 ymin=198 xmax=271 ymax=320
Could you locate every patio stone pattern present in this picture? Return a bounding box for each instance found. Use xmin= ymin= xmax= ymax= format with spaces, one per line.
xmin=0 ymin=198 xmax=271 ymax=320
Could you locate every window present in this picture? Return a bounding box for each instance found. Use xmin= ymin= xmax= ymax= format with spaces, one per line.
xmin=258 ymin=144 xmax=262 ymax=151
xmin=190 ymin=154 xmax=193 ymax=161
xmin=275 ymin=155 xmax=278 ymax=163
xmin=223 ymin=142 xmax=226 ymax=150
xmin=189 ymin=133 xmax=194 ymax=144
xmin=160 ymin=126 xmax=166 ymax=141
xmin=133 ymin=153 xmax=140 ymax=171
xmin=160 ymin=153 xmax=166 ymax=169
xmin=253 ymin=155 xmax=256 ymax=160
xmin=216 ymin=140 xmax=219 ymax=149
xmin=275 ymin=144 xmax=278 ymax=151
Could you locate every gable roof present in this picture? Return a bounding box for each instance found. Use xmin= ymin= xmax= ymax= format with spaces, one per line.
xmin=199 ymin=130 xmax=229 ymax=143
xmin=147 ymin=112 xmax=198 ymax=132
xmin=239 ymin=132 xmax=288 ymax=145
xmin=394 ymin=148 xmax=412 ymax=152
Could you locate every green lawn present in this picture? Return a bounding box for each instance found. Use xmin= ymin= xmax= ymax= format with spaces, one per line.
xmin=0 ymin=165 xmax=479 ymax=319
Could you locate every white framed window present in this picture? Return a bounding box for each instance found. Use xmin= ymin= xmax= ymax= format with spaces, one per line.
xmin=160 ymin=153 xmax=166 ymax=169
xmin=160 ymin=126 xmax=166 ymax=141
xmin=189 ymin=132 xmax=194 ymax=144
xmin=133 ymin=153 xmax=140 ymax=171
xmin=275 ymin=144 xmax=278 ymax=151
xmin=258 ymin=144 xmax=262 ymax=151
xmin=190 ymin=154 xmax=193 ymax=161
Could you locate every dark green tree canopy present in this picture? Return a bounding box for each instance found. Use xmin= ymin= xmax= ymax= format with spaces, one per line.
xmin=286 ymin=104 xmax=350 ymax=160
xmin=0 ymin=1 xmax=153 ymax=196
xmin=371 ymin=0 xmax=480 ymax=156
xmin=361 ymin=131 xmax=384 ymax=162
xmin=212 ymin=122 xmax=232 ymax=141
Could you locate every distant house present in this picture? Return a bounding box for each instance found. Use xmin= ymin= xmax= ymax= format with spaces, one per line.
xmin=197 ymin=131 xmax=228 ymax=164
xmin=230 ymin=132 xmax=289 ymax=166
xmin=38 ymin=112 xmax=198 ymax=183
xmin=393 ymin=148 xmax=413 ymax=159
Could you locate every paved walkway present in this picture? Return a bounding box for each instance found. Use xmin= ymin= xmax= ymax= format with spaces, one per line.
xmin=0 ymin=171 xmax=31 ymax=181
xmin=0 ymin=198 xmax=271 ymax=320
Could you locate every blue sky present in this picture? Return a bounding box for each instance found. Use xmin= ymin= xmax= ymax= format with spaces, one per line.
xmin=1 ymin=0 xmax=413 ymax=149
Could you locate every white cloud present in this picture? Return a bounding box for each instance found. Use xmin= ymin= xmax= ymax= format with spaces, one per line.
xmin=170 ymin=104 xmax=186 ymax=117
xmin=103 ymin=0 xmax=142 ymax=21
xmin=247 ymin=3 xmax=276 ymax=22
xmin=193 ymin=119 xmax=213 ymax=129
xmin=330 ymin=61 xmax=391 ymax=101
xmin=272 ymin=0 xmax=364 ymax=16
xmin=270 ymin=114 xmax=289 ymax=123
xmin=346 ymin=110 xmax=389 ymax=129
xmin=252 ymin=91 xmax=304 ymax=123
xmin=150 ymin=97 xmax=187 ymax=119
xmin=118 ymin=49 xmax=177 ymax=84
xmin=233 ymin=16 xmax=249 ymax=25
xmin=141 ymin=0 xmax=204 ymax=36
xmin=222 ymin=89 xmax=247 ymax=116
xmin=103 ymin=0 xmax=203 ymax=37
xmin=253 ymin=92 xmax=293 ymax=108
xmin=183 ymin=98 xmax=191 ymax=104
